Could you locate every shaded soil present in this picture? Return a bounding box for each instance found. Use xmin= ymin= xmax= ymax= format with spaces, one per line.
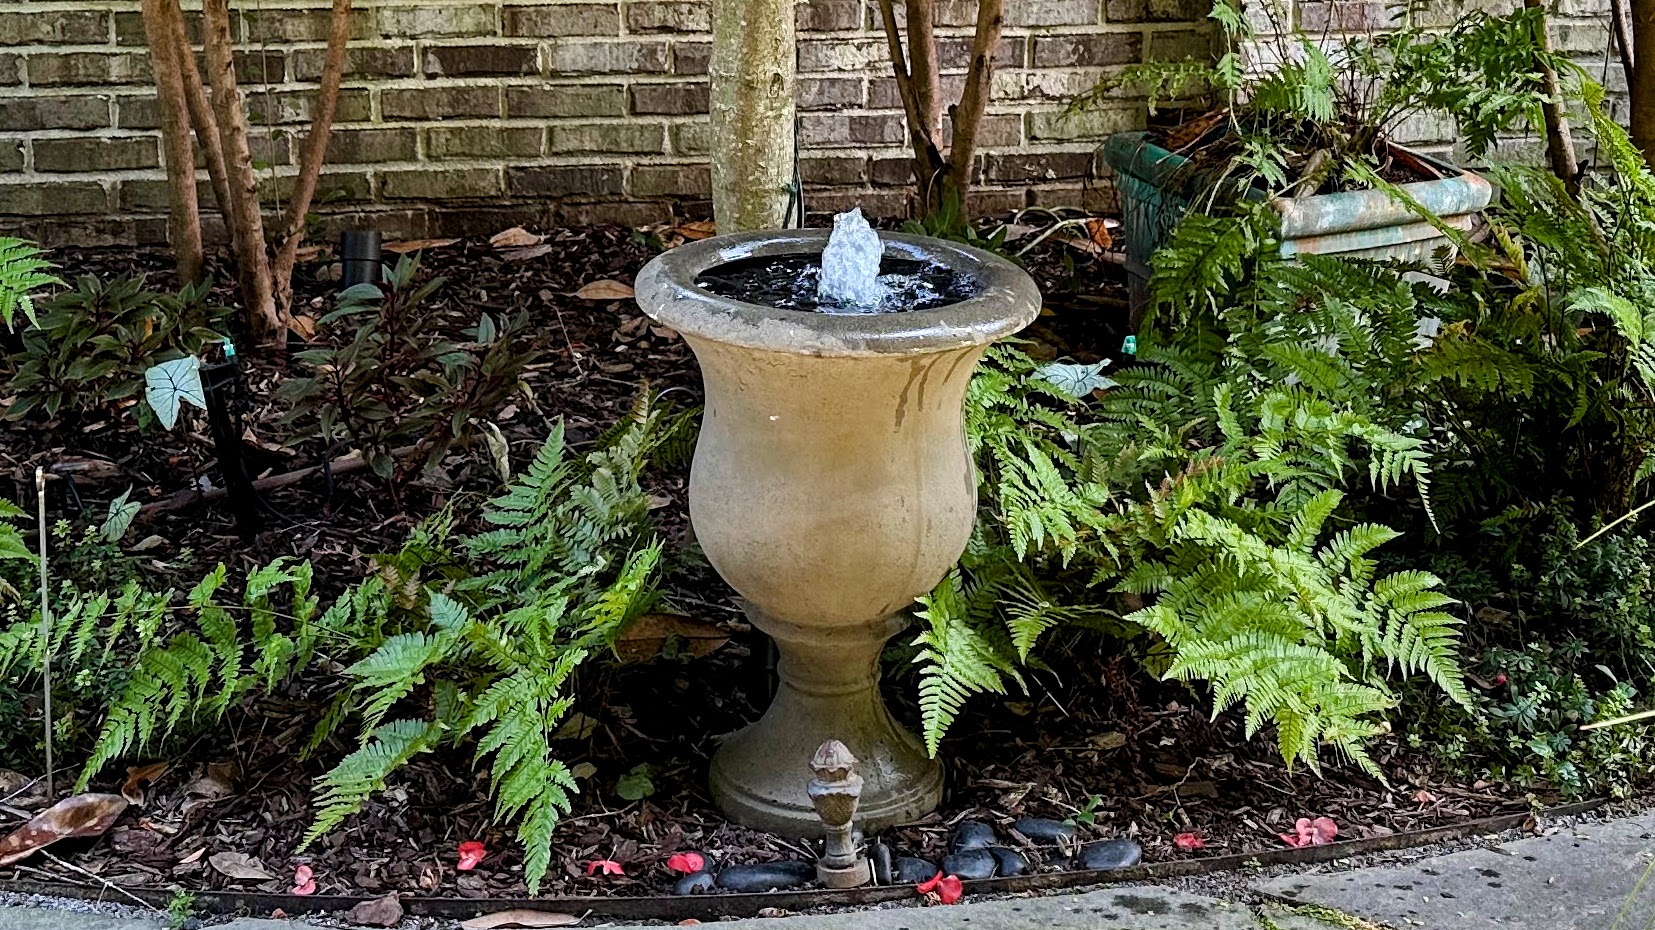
xmin=0 ymin=219 xmax=1548 ymax=902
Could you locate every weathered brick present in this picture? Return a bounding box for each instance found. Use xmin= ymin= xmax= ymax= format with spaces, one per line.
xmin=800 ymin=76 xmax=862 ymax=109
xmin=949 ymin=112 xmax=1023 ymax=148
xmin=798 ymin=39 xmax=887 ymax=72
xmin=627 ymin=2 xmax=711 ymax=32
xmin=29 ymin=53 xmax=152 ymax=87
xmin=548 ymin=41 xmax=670 ymax=74
xmin=381 ymin=167 xmax=503 ymax=199
xmin=801 ymin=155 xmax=868 ymax=185
xmin=557 ymin=199 xmax=674 ymax=225
xmin=229 ymin=50 xmax=287 ymax=84
xmin=327 ymin=129 xmax=420 ymax=164
xmin=378 ymin=5 xmax=498 ymax=37
xmin=672 ymin=41 xmax=711 ymax=74
xmin=670 ymin=119 xmax=711 ymax=155
xmin=1027 ymin=105 xmax=1142 ymax=141
xmin=34 ymin=137 xmax=158 ymax=173
xmin=939 ymin=36 xmax=1026 ymax=69
xmin=1008 ymin=0 xmax=1105 ymax=27
xmin=0 ymin=55 xmax=21 ymax=86
xmin=806 ymin=189 xmax=907 ymax=216
xmin=867 ymin=0 xmax=978 ymax=29
xmin=871 ymin=156 xmax=911 ymax=186
xmin=425 ymin=45 xmax=540 ymax=76
xmin=192 ymin=134 xmax=288 ymax=171
xmin=382 ymin=86 xmax=501 ymax=119
xmin=1032 ymin=33 xmax=1140 ymax=67
xmin=507 ymin=165 xmax=625 ymax=196
xmin=0 ymin=141 xmax=23 ymax=173
xmin=114 ymin=10 xmax=201 ymax=45
xmin=504 ymin=3 xmax=621 ymax=36
xmin=0 ymin=11 xmax=109 ymax=46
xmin=549 ymin=123 xmax=666 ymax=153
xmin=984 ymin=151 xmax=1096 ymax=183
xmin=1298 ymin=1 xmax=1395 ymax=31
xmin=801 ymin=112 xmax=905 ymax=147
xmin=967 ymin=188 xmax=1027 ymax=216
xmin=239 ymin=88 xmax=374 ymax=127
xmin=0 ymin=180 xmax=109 ymax=215
xmin=1552 ymin=20 xmax=1612 ymax=54
xmin=869 ymin=74 xmax=964 ymax=108
xmin=1146 ymin=28 xmax=1210 ymax=61
xmin=631 ymin=81 xmax=708 ymax=114
xmin=117 ymin=177 xmax=211 ymax=213
xmin=630 ymin=163 xmax=709 ymax=197
xmin=507 ymin=84 xmax=627 ymax=118
xmin=1106 ymin=0 xmax=1208 ymax=23
xmin=0 ymin=96 xmax=111 ymax=132
xmin=267 ymin=169 xmax=374 ymax=203
xmin=242 ymin=7 xmax=380 ymax=41
xmin=294 ymin=46 xmax=418 ymax=80
xmin=428 ymin=126 xmax=544 ymax=158
xmin=798 ymin=0 xmax=863 ymax=31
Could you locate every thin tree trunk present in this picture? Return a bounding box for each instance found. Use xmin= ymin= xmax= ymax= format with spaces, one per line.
xmin=876 ymin=0 xmax=949 ymax=212
xmin=272 ymin=0 xmax=352 ymax=316
xmin=1526 ymin=0 xmax=1579 ymax=193
xmin=163 ymin=0 xmax=232 ymax=233
xmin=1614 ymin=0 xmax=1637 ymax=80
xmin=709 ymin=0 xmax=795 ymax=231
xmin=906 ymin=0 xmax=942 ymax=142
xmin=201 ymin=0 xmax=282 ymax=342
xmin=139 ymin=0 xmax=203 ymax=285
xmin=946 ymin=0 xmax=1005 ymax=203
xmin=1633 ymin=0 xmax=1655 ymax=167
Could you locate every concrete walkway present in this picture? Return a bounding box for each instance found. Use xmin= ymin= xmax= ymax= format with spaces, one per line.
xmin=2 ymin=812 xmax=1651 ymax=930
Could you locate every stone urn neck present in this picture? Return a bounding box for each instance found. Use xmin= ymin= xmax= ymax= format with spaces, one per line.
xmin=636 ymin=228 xmax=1040 ymax=837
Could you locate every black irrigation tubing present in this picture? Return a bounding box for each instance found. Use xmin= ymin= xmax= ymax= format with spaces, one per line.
xmin=0 ymin=799 xmax=1606 ymax=922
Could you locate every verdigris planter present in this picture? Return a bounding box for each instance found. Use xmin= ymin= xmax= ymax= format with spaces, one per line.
xmin=1103 ymin=130 xmax=1494 ymax=316
xmin=635 ymin=230 xmax=1040 ymax=836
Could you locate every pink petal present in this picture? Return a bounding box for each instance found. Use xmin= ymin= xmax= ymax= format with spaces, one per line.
xmin=916 ymin=871 xmax=943 ymax=895
xmin=457 ymin=841 xmax=487 ymax=871
xmin=666 ymin=852 xmax=705 ymax=874
xmin=1309 ymin=817 xmax=1338 ymax=845
xmin=292 ymin=879 xmax=316 ymax=896
xmin=1173 ymin=832 xmax=1205 ymax=850
xmin=936 ymin=875 xmax=964 ymax=904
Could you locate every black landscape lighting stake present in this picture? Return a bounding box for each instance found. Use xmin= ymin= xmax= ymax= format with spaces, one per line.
xmin=340 ymin=229 xmax=382 ymax=288
xmin=201 ymin=342 xmax=263 ymax=537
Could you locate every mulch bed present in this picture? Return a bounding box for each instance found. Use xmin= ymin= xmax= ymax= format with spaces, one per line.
xmin=0 ymin=218 xmax=1547 ymax=903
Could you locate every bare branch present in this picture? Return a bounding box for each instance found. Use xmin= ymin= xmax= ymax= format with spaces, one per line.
xmin=138 ymin=0 xmax=203 ymax=284
xmin=946 ymin=0 xmax=1005 ymax=200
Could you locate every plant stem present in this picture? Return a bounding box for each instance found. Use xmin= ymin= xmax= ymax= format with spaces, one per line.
xmin=33 ymin=468 xmax=52 ymax=801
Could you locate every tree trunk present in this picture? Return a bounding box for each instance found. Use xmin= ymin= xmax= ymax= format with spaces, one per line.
xmin=709 ymin=0 xmax=796 ymax=231
xmin=201 ymin=0 xmax=282 ymax=342
xmin=877 ymin=0 xmax=947 ymax=211
xmin=1633 ymin=0 xmax=1655 ymax=166
xmin=272 ymin=0 xmax=352 ymax=316
xmin=138 ymin=0 xmax=203 ymax=285
xmin=163 ymin=0 xmax=232 ymax=228
xmin=947 ymin=0 xmax=1005 ymax=204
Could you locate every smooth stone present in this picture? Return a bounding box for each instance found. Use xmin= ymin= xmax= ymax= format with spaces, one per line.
xmin=951 ymin=820 xmax=997 ymax=851
xmin=869 ymin=840 xmax=893 ymax=885
xmin=894 ymin=856 xmax=941 ymax=883
xmin=1076 ymin=838 xmax=1144 ymax=871
xmin=1012 ymin=817 xmax=1077 ymax=844
xmin=716 ymin=860 xmax=815 ymax=892
xmin=941 ymin=847 xmax=997 ymax=880
xmin=989 ymin=846 xmax=1029 ymax=877
xmin=674 ymin=870 xmax=716 ymax=895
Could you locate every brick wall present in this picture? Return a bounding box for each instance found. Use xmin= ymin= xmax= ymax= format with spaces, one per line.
xmin=0 ymin=0 xmax=1213 ymax=245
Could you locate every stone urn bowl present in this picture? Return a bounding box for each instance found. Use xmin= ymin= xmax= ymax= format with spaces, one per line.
xmin=635 ymin=229 xmax=1041 ymax=836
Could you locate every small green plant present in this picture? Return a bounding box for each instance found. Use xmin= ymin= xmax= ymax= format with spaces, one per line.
xmin=163 ymin=889 xmax=197 ymax=930
xmin=0 ymin=237 xmax=61 ymax=329
xmin=1067 ymin=794 xmax=1104 ymax=826
xmin=4 ymin=274 xmax=230 ymax=423
xmin=278 ymin=254 xmax=539 ymax=482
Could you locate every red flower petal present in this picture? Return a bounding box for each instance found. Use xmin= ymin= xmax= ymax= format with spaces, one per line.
xmin=915 ymin=871 xmax=943 ymax=895
xmin=587 ymin=859 xmax=626 ymax=876
xmin=291 ymin=864 xmax=316 ymax=896
xmin=1173 ymin=832 xmax=1205 ymax=850
xmin=1308 ymin=816 xmax=1338 ymax=845
xmin=666 ymin=852 xmax=705 ymax=874
xmin=936 ymin=875 xmax=964 ymax=904
xmin=457 ymin=841 xmax=487 ymax=871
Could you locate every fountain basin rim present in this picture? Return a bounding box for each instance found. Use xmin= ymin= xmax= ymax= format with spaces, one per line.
xmin=635 ymin=229 xmax=1041 ymax=357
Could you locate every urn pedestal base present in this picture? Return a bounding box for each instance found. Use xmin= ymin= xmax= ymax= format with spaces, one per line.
xmin=709 ymin=608 xmax=943 ymax=837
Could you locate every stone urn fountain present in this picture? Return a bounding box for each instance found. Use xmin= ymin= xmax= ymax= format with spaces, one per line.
xmin=635 ymin=215 xmax=1040 ymax=836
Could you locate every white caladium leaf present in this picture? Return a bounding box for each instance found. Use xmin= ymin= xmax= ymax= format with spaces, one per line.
xmin=1035 ymin=360 xmax=1116 ymax=399
xmin=144 ymin=355 xmax=206 ymax=430
xmin=100 ymin=487 xmax=139 ymax=543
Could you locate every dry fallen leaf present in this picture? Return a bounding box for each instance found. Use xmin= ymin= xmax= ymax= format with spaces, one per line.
xmin=615 ymin=613 xmax=729 ymax=662
xmin=209 ymin=851 xmax=275 ymax=881
xmin=500 ymin=244 xmax=555 ymax=262
xmin=674 ymin=220 xmax=717 ymax=240
xmin=459 ymin=910 xmax=581 ymax=929
xmin=490 ymin=227 xmax=543 ymax=249
xmin=574 ymin=279 xmax=636 ymax=301
xmin=384 ymin=237 xmax=460 ymax=254
xmin=121 ymin=762 xmax=169 ymax=806
xmin=349 ymin=892 xmax=405 ymax=927
xmin=0 ymin=794 xmax=129 ymax=866
xmin=47 ymin=457 xmax=122 ymax=481
xmin=288 ymin=314 xmax=317 ymax=342
xmin=1085 ymin=217 xmax=1118 ymax=250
